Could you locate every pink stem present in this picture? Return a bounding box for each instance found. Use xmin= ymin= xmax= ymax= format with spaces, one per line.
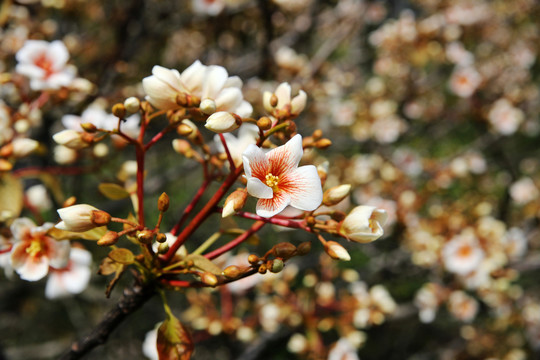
xmin=233 ymin=210 xmax=313 ymax=232
xmin=144 ymin=126 xmax=175 ymax=151
xmin=204 ymin=220 xmax=266 ymax=260
xmin=170 ymin=178 xmax=211 ymax=236
xmin=218 ymin=133 xmax=236 ymax=170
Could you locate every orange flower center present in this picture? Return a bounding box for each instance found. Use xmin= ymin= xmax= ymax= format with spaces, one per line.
xmin=34 ymin=53 xmax=54 ymax=77
xmin=457 ymin=244 xmax=472 ymax=258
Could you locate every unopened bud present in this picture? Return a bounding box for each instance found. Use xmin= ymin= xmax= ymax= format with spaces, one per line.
xmin=312 ymin=129 xmax=323 ymax=140
xmin=257 ymin=116 xmax=272 ymax=130
xmin=80 ymin=122 xmax=97 ymax=133
xmin=201 ymin=272 xmax=218 ymax=286
xmin=112 ymin=103 xmax=126 ymax=119
xmin=156 ymin=233 xmax=167 ymax=243
xmin=177 ymin=123 xmax=194 ymax=136
xmin=11 ymin=138 xmax=39 ymax=158
xmin=157 ymin=242 xmax=169 ymax=254
xmin=172 ymin=139 xmax=193 ymax=157
xmin=258 ymin=264 xmax=267 ymax=274
xmin=222 ymin=189 xmax=248 ymax=218
xmin=248 ymin=254 xmax=259 ymax=265
xmin=200 ymin=98 xmax=217 ymax=115
xmin=315 ymin=138 xmax=332 ymax=149
xmin=323 ymin=184 xmax=352 ymax=206
xmin=0 ymin=159 xmax=12 ymax=171
xmin=273 ymin=242 xmax=297 ymax=259
xmin=205 ymin=112 xmax=242 ymax=133
xmin=91 ymin=210 xmax=112 ymax=226
xmin=270 ymin=259 xmax=284 ymax=273
xmin=331 ymin=211 xmax=346 ymax=222
xmin=63 ymin=196 xmax=77 ymax=207
xmin=158 ymin=192 xmax=170 ymax=212
xmin=137 ymin=230 xmax=154 ymax=244
xmin=324 ymin=241 xmax=351 ymax=261
xmin=124 ymin=97 xmax=141 ymax=113
xmin=270 ymin=94 xmax=278 ymax=107
xmin=0 ymin=144 xmax=12 ymax=157
xmin=176 ymin=93 xmax=200 ymax=108
xmin=296 ymin=242 xmax=311 ymax=256
xmin=53 ymin=129 xmax=89 ymax=149
xmin=97 ymin=231 xmax=120 ymax=246
xmin=223 ymin=265 xmax=242 ymax=279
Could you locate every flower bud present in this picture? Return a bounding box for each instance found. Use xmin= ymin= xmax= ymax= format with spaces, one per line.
xmin=56 ymin=204 xmax=102 ymax=232
xmin=270 ymin=258 xmax=284 ymax=273
xmin=98 ymin=231 xmax=120 ymax=246
xmin=11 ymin=138 xmax=39 ymax=158
xmin=177 ymin=123 xmax=193 ymax=136
xmin=258 ymin=264 xmax=267 ymax=274
xmin=340 ymin=206 xmax=387 ymax=243
xmin=91 ymin=210 xmax=112 ymax=226
xmin=0 ymin=159 xmax=12 ymax=171
xmin=200 ymin=98 xmax=217 ymax=115
xmin=157 ymin=242 xmax=169 ymax=254
xmin=172 ymin=139 xmax=194 ymax=158
xmin=248 ymin=254 xmax=259 ymax=265
xmin=201 ymin=272 xmax=218 ymax=287
xmin=81 ymin=122 xmax=97 ymax=133
xmin=205 ymin=112 xmax=241 ymax=133
xmin=296 ymin=241 xmax=312 ymax=256
xmin=257 ymin=116 xmax=272 ymax=130
xmin=53 ymin=129 xmax=89 ymax=150
xmin=223 ymin=265 xmax=242 ymax=279
xmin=222 ymin=189 xmax=248 ymax=218
xmin=158 ymin=192 xmax=170 ymax=212
xmin=124 ymin=97 xmax=141 ymax=113
xmin=323 ymin=184 xmax=352 ymax=206
xmin=273 ymin=242 xmax=297 ymax=259
xmin=156 ymin=232 xmax=167 ymax=243
xmin=324 ymin=241 xmax=351 ymax=261
xmin=263 ymin=92 xmax=278 ymax=113
xmin=315 ymin=138 xmax=332 ymax=149
xmin=137 ymin=230 xmax=154 ymax=244
xmin=112 ymin=103 xmax=126 ymax=119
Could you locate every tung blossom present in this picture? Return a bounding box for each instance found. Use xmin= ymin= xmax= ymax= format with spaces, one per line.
xmin=142 ymin=60 xmax=252 ymax=118
xmin=242 ymin=134 xmax=323 ymax=218
xmin=15 ymin=40 xmax=76 ymax=91
xmin=339 ymin=205 xmax=388 ymax=243
xmin=215 ymin=123 xmax=259 ymax=167
xmin=442 ymin=230 xmax=485 ymax=276
xmin=10 ymin=218 xmax=70 ymax=281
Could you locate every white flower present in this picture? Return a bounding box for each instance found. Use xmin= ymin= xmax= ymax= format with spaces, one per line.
xmin=56 ymin=204 xmax=102 ymax=232
xmin=510 ymin=177 xmax=539 ymax=205
xmin=263 ymin=82 xmax=307 ymax=119
xmin=488 ymin=98 xmax=524 ymax=135
xmin=442 ymin=230 xmax=485 ymax=276
xmin=340 ymin=205 xmax=387 ymax=243
xmin=142 ymin=61 xmax=252 ymax=118
xmin=242 ymin=134 xmax=323 ymax=218
xmin=328 ymin=338 xmax=360 ymax=360
xmin=192 ymin=0 xmax=226 ymax=16
xmin=447 ymin=290 xmax=478 ymax=322
xmin=214 ymin=123 xmax=259 ymax=167
xmin=61 ymin=105 xmax=140 ymax=139
xmin=10 ymin=218 xmax=70 ymax=281
xmin=503 ymin=227 xmax=528 ymax=260
xmin=45 ymin=247 xmax=92 ymax=299
xmin=449 ymin=66 xmax=482 ymax=98
xmin=15 ymin=40 xmax=76 ymax=91
xmin=25 ymin=184 xmax=52 ymax=212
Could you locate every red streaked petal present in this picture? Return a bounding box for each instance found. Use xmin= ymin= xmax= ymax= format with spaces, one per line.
xmin=242 ymin=144 xmax=269 ymax=178
xmin=267 ymin=134 xmax=303 ymax=177
xmin=256 ymin=191 xmax=291 ymax=218
xmin=281 ymin=165 xmax=323 ymax=211
xmin=247 ymin=177 xmax=273 ymax=199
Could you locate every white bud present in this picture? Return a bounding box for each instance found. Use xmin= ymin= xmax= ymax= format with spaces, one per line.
xmin=200 ymin=98 xmax=217 ymax=115
xmin=11 ymin=138 xmax=39 ymax=157
xmin=325 ymin=241 xmax=351 ymax=261
xmin=54 ymin=145 xmax=77 ymax=164
xmin=340 ymin=205 xmax=387 ymax=243
xmin=93 ymin=143 xmax=109 ymax=158
xmin=291 ymin=90 xmax=307 ymax=115
xmin=323 ymin=184 xmax=351 ymax=206
xmin=14 ymin=119 xmax=30 ymax=134
xmin=26 ymin=184 xmax=52 ymax=211
xmin=205 ymin=111 xmax=241 ymax=133
xmin=56 ymin=204 xmax=100 ymax=232
xmin=53 ymin=129 xmax=88 ymax=149
xmin=124 ymin=97 xmax=141 ymax=113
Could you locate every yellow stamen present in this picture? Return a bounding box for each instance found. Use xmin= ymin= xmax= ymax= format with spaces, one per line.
xmin=26 ymin=240 xmax=42 ymax=257
xmin=265 ymin=173 xmax=280 ymax=191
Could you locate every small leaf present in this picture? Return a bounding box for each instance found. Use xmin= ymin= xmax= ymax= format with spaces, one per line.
xmin=0 ymin=173 xmax=23 ymax=221
xmin=108 ymin=248 xmax=135 ymax=265
xmin=184 ymin=254 xmax=222 ymax=275
xmin=157 ymin=314 xmax=193 ymax=360
xmin=98 ymin=183 xmax=130 ymax=200
xmin=48 ymin=226 xmax=107 ymax=241
xmin=97 ymin=257 xmax=125 ymax=297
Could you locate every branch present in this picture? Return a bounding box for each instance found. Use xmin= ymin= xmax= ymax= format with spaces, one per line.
xmin=59 ymin=282 xmax=155 ymax=360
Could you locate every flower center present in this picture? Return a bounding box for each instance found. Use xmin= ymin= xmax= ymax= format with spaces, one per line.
xmin=34 ymin=53 xmax=54 ymax=77
xmin=265 ymin=173 xmax=280 ymax=192
xmin=26 ymin=240 xmax=42 ymax=257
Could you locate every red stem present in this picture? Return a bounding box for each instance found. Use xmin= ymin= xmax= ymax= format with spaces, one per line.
xmin=162 ymin=165 xmax=244 ymax=262
xmin=144 ymin=125 xmax=175 ymax=151
xmin=170 ymin=178 xmax=211 ymax=236
xmin=204 ymin=220 xmax=266 ymax=260
xmin=0 ymin=244 xmax=13 ymax=254
xmin=218 ymin=133 xmax=236 ymax=170
xmin=233 ymin=210 xmax=313 ymax=232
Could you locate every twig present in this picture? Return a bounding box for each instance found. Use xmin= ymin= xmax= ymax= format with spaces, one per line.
xmin=59 ymin=282 xmax=155 ymax=360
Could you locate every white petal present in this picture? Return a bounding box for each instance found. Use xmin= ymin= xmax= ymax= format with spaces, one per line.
xmin=256 ymin=191 xmax=291 ymax=218
xmin=275 ymin=82 xmax=292 ymax=109
xmin=266 ymin=134 xmax=303 ymax=176
xmin=247 ymin=177 xmax=273 ymax=199
xmin=215 ymin=87 xmax=243 ymax=112
xmin=10 ymin=217 xmax=35 ymax=241
xmin=47 ymin=239 xmax=71 ymax=269
xmin=234 ymin=101 xmax=253 ymax=118
xmin=291 ymin=90 xmax=307 ymax=115
xmin=242 ymin=144 xmax=269 ymax=178
xmin=285 ymin=165 xmax=323 ymax=211
xmin=224 ymin=75 xmax=243 ymax=88
xmin=201 ymin=65 xmax=228 ymax=99
xmin=45 ymin=273 xmax=66 ymax=299
xmin=15 ymin=63 xmax=45 ymax=78
xmin=151 ymin=66 xmax=184 ymax=91
xmin=180 ymin=60 xmax=205 ymax=94
xmin=142 ymin=76 xmax=179 ymax=110
xmin=16 ymin=40 xmax=48 ymax=63
xmin=48 ymin=40 xmax=69 ymax=70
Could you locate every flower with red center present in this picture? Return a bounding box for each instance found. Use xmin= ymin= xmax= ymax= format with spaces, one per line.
xmin=242 ymin=134 xmax=323 ymax=218
xmin=10 ymin=218 xmax=70 ymax=281
xmin=15 ymin=40 xmax=76 ymax=91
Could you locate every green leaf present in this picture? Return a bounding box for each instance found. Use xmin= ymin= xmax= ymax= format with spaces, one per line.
xmin=0 ymin=173 xmax=23 ymax=221
xmin=184 ymin=254 xmax=222 ymax=275
xmin=157 ymin=313 xmax=193 ymax=360
xmin=108 ymin=248 xmax=135 ymax=265
xmin=98 ymin=183 xmax=130 ymax=200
